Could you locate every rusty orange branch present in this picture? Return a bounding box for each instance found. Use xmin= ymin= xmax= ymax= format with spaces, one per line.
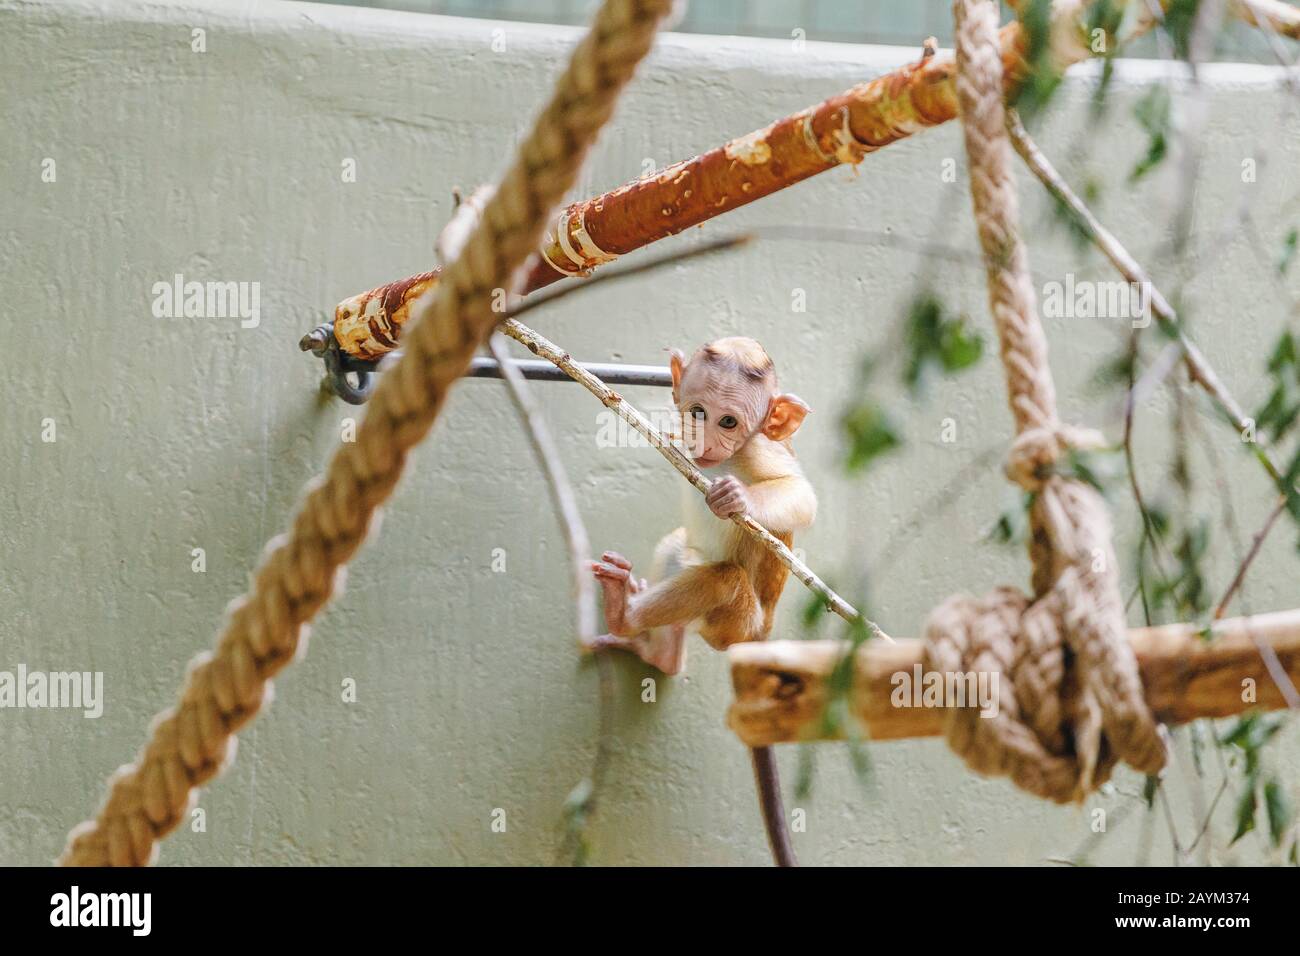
xmin=319 ymin=0 xmax=1295 ymax=362
xmin=325 ymin=20 xmax=1041 ymax=360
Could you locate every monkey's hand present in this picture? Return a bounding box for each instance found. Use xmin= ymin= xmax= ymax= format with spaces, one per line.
xmin=705 ymin=475 xmax=750 ymax=519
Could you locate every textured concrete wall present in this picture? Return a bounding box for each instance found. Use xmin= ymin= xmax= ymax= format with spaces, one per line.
xmin=2 ymin=0 xmax=1296 ymax=866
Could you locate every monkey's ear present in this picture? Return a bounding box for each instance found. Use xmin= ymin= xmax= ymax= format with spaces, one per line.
xmin=668 ymin=348 xmax=686 ymax=399
xmin=763 ymin=393 xmax=811 ymax=441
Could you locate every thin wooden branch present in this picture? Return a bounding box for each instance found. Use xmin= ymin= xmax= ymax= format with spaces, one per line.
xmin=436 ymin=187 xmax=601 ymax=646
xmin=487 ymin=333 xmax=598 ymax=646
xmin=482 ymin=336 xmax=620 ymax=863
xmin=445 ymin=173 xmax=614 ymax=862
xmin=1006 ymin=111 xmax=1295 ymax=617
xmin=497 ymin=315 xmax=889 ymax=640
xmin=1214 ymin=496 xmax=1288 ymax=619
xmin=727 ymin=608 xmax=1300 ymax=746
xmin=1006 ymin=111 xmax=1270 ymax=462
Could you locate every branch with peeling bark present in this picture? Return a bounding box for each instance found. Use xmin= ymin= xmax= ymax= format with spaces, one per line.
xmin=727 ymin=608 xmax=1300 ymax=747
xmin=306 ymin=0 xmax=1300 ymax=363
xmin=313 ymin=1 xmax=1136 ymax=361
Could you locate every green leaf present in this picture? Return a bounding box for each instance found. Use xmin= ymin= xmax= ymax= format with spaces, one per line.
xmin=1013 ymin=0 xmax=1064 ymax=119
xmin=1253 ymin=331 xmax=1300 ymax=449
xmin=986 ymin=490 xmax=1033 ymax=546
xmin=902 ymin=292 xmax=984 ymax=392
xmin=1162 ymin=0 xmax=1204 ymax=61
xmin=1085 ymin=0 xmax=1124 ymax=117
xmin=1267 ymin=330 xmax=1297 ymax=374
xmin=939 ymin=318 xmax=983 ymax=372
xmin=1058 ymin=447 xmax=1124 ymax=494
xmin=1222 ymin=713 xmax=1284 ymax=777
xmin=841 ymin=400 xmax=902 ymax=473
xmin=846 ymin=734 xmax=873 ymax=786
xmin=795 ymin=744 xmax=816 ymax=801
xmin=1088 ymin=348 xmax=1136 ymax=392
xmin=1130 ymin=86 xmax=1171 ymax=182
xmin=1145 ymin=504 xmax=1171 ymax=540
xmin=1264 ymin=778 xmax=1294 ymax=848
xmin=1142 ymin=774 xmax=1159 ymax=808
xmin=1231 ymin=784 xmax=1258 ymax=845
xmin=801 ymin=591 xmax=831 ymax=633
xmin=1279 ymin=228 xmax=1298 ymax=276
xmin=1222 ymin=712 xmax=1283 ymax=752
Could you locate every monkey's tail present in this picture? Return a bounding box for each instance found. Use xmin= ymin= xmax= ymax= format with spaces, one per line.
xmin=750 ymin=745 xmax=798 ymax=867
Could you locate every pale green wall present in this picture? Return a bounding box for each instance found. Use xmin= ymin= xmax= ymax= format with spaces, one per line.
xmin=1 ymin=0 xmax=1297 ymax=865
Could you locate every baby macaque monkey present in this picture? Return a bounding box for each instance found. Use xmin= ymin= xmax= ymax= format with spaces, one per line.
xmin=587 ymin=337 xmax=816 ymax=675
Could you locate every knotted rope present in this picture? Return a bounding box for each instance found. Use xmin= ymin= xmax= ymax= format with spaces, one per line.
xmin=59 ymin=0 xmax=672 ymax=866
xmin=922 ymin=0 xmax=1167 ymax=804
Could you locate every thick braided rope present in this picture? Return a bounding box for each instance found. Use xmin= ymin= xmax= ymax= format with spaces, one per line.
xmin=920 ymin=0 xmax=1166 ymax=804
xmin=59 ymin=0 xmax=672 ymax=866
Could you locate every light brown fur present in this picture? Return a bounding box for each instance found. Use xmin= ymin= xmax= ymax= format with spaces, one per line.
xmin=586 ymin=338 xmax=816 ymax=675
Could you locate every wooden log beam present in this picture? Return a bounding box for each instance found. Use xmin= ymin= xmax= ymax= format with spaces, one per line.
xmin=726 ymin=608 xmax=1300 ymax=746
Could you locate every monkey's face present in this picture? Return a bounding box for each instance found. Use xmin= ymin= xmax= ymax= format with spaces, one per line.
xmin=675 ymin=364 xmax=772 ymax=469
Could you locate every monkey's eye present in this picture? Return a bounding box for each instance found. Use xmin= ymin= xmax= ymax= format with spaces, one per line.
xmin=689 ymin=405 xmax=706 ymax=422
xmin=718 ymin=415 xmax=738 ymax=430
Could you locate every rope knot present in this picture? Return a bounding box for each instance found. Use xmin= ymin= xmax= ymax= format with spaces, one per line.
xmin=1004 ymin=423 xmax=1105 ymax=491
xmin=931 ymin=0 xmax=1168 ymax=805
xmin=922 ymin=570 xmax=1169 ymax=804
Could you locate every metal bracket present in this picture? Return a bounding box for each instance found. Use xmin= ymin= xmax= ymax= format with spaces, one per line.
xmin=301 ymin=323 xmax=376 ymax=405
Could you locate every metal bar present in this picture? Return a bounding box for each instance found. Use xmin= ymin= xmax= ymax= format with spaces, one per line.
xmin=335 ymin=351 xmax=673 ymax=387
xmin=470 ymin=356 xmax=671 ymax=386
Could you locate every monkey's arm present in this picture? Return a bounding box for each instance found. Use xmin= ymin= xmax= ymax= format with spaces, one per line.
xmin=738 ymin=475 xmax=817 ymax=532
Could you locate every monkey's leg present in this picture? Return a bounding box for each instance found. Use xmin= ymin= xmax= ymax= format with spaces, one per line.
xmin=644 ymin=530 xmax=690 ymax=674
xmin=626 ymin=562 xmax=759 ymax=648
xmin=694 ymin=566 xmax=763 ymax=650
xmin=585 ymin=628 xmax=686 ymax=675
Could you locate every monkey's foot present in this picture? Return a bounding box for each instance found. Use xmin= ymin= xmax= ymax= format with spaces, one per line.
xmin=583 ymin=628 xmax=686 ymax=676
xmin=591 ymin=551 xmax=641 ymax=637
